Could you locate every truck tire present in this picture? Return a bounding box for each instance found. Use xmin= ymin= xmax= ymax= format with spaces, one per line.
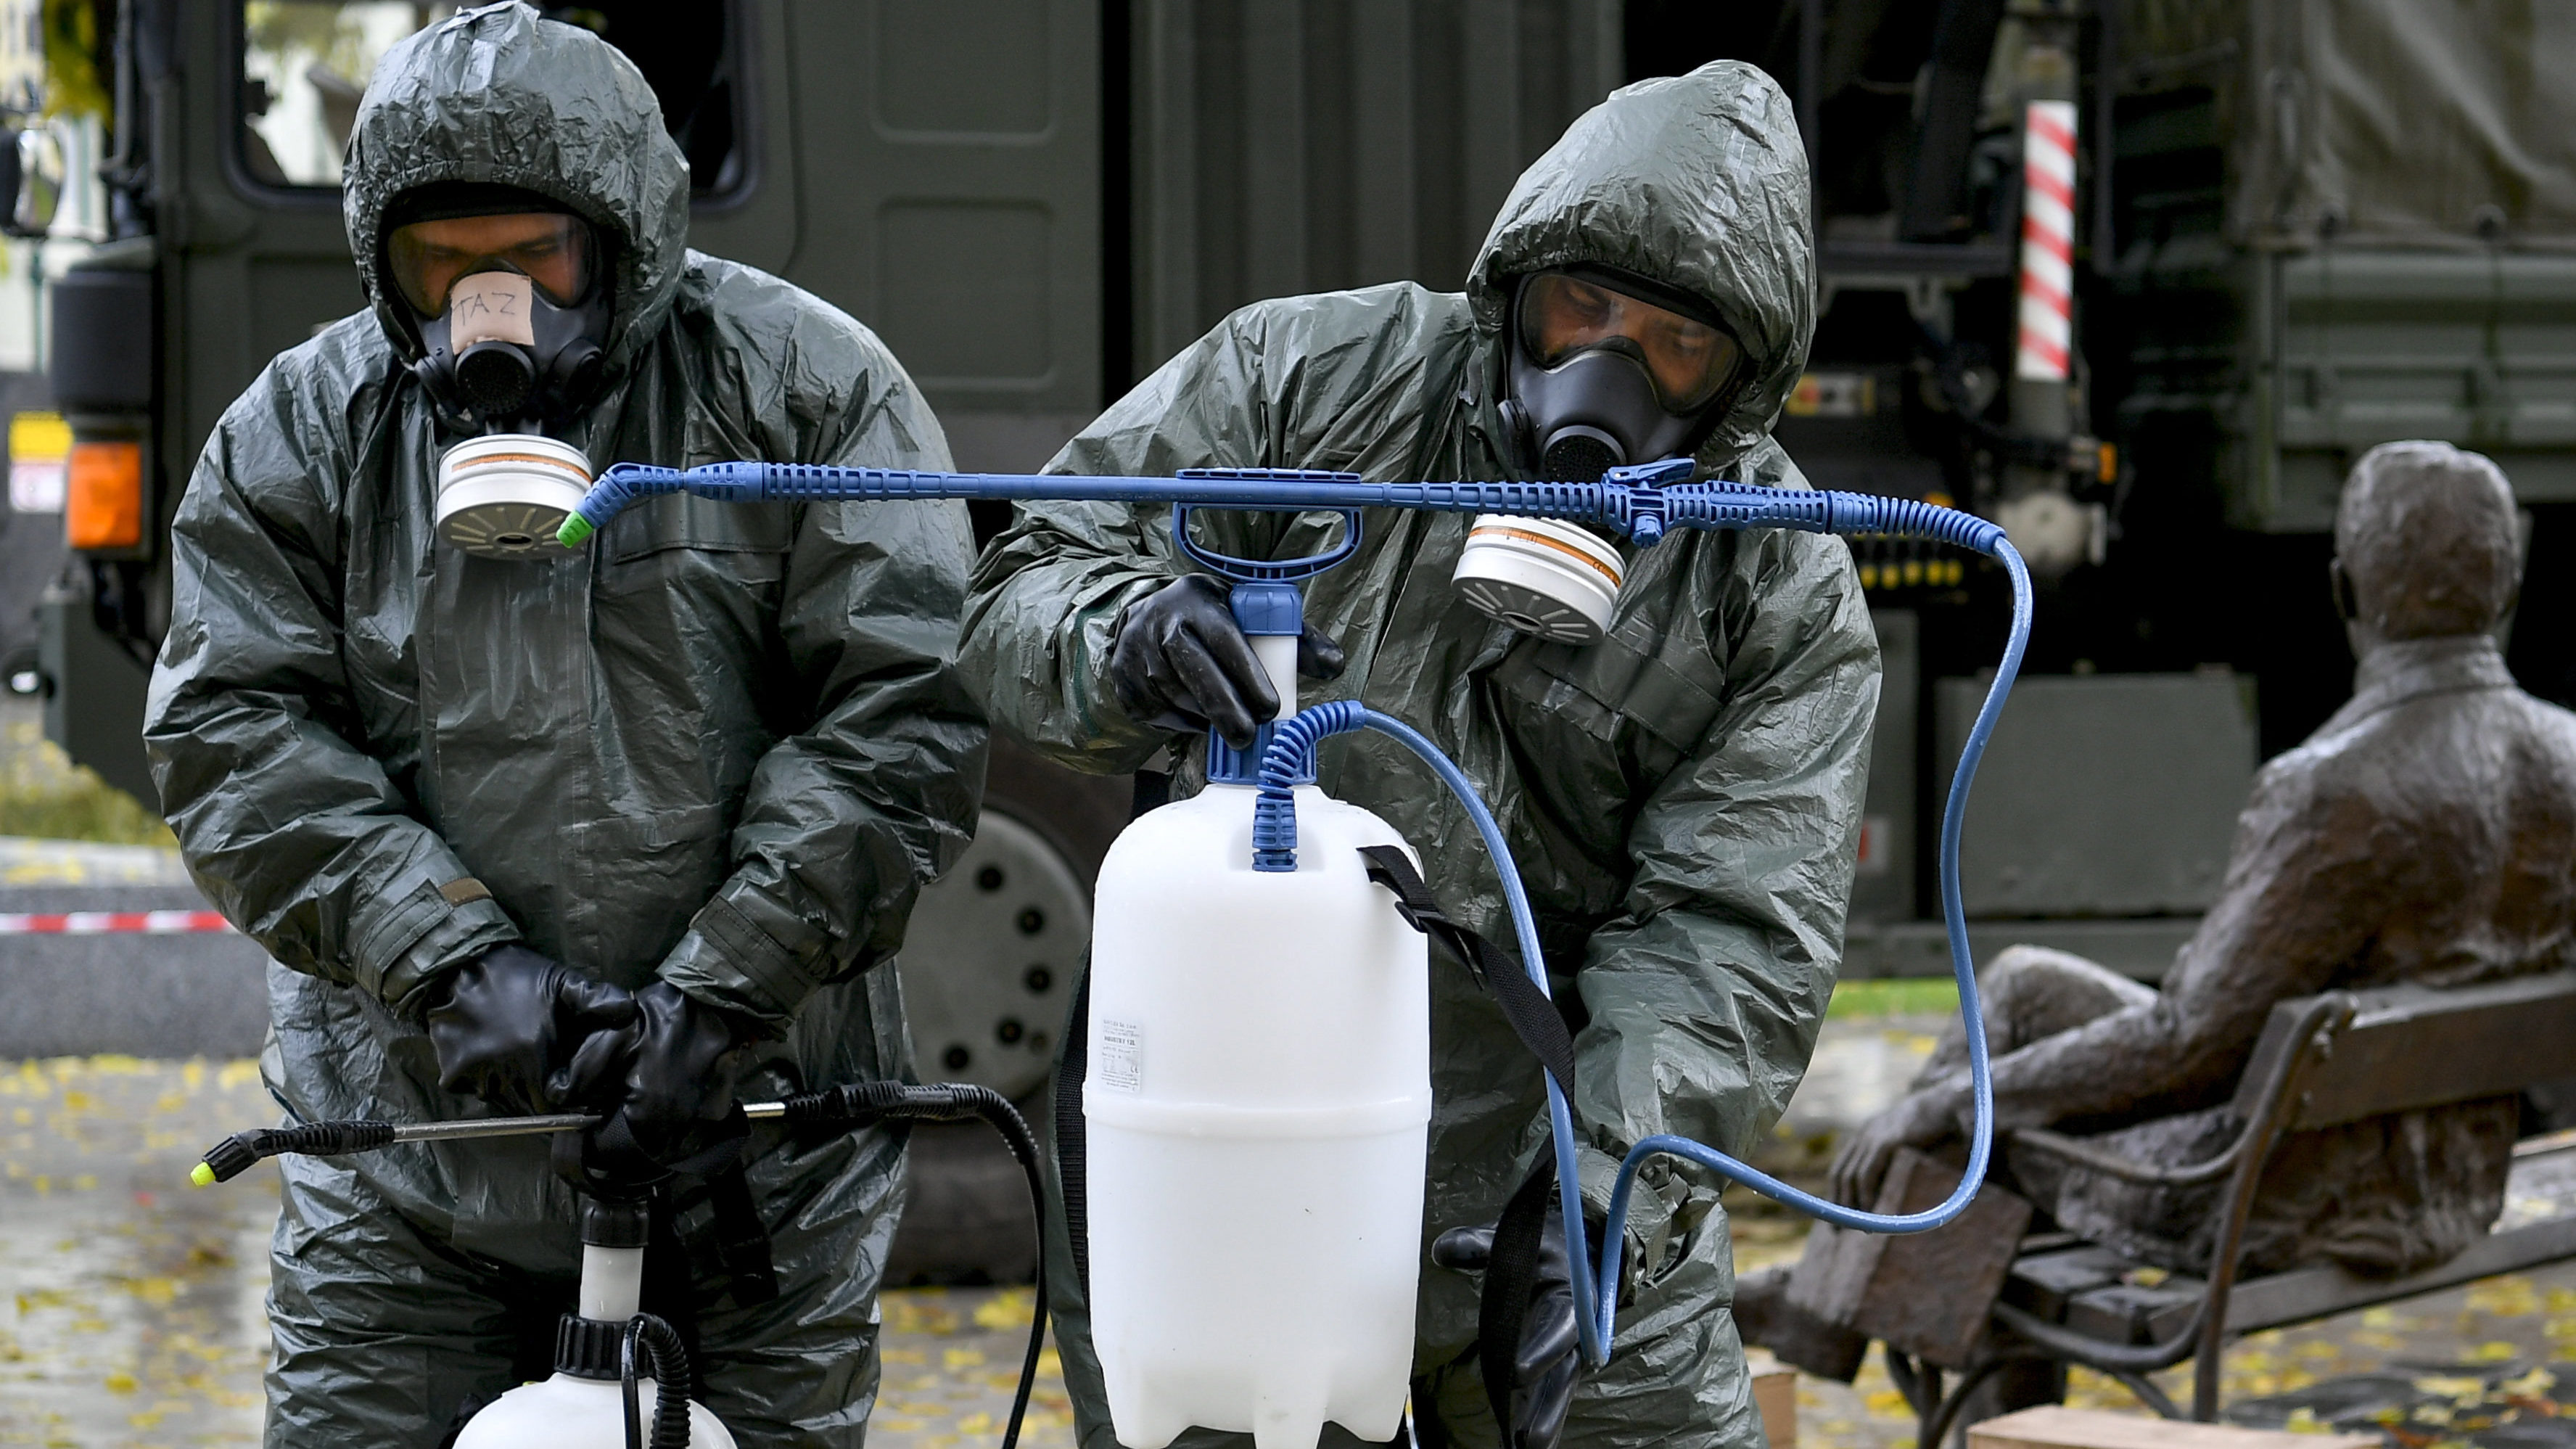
xmin=886 ymin=735 xmax=1128 ymax=1284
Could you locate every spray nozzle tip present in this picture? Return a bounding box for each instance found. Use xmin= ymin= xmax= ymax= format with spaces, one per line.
xmin=556 ymin=514 xmax=594 ymax=548
xmin=188 ymin=1162 xmax=216 ymax=1189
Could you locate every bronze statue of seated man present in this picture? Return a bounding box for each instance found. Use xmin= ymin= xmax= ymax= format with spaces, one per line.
xmin=1743 ymin=439 xmax=2576 ymax=1365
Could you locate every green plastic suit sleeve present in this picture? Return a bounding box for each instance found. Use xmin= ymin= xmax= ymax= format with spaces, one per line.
xmin=147 ymin=387 xmax=523 ymax=1016
xmin=1563 ymin=525 xmax=1877 ymax=1281
xmin=653 ymin=337 xmax=988 ymax=1028
xmin=961 ymin=314 xmax=1303 ymax=771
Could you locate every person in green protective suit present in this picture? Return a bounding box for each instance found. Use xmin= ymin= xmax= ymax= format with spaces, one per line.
xmin=143 ymin=7 xmax=985 ymax=1445
xmin=964 ymin=59 xmax=1874 ymax=1449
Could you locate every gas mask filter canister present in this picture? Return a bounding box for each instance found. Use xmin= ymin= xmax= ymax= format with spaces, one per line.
xmin=435 ymin=433 xmax=593 ymax=559
xmin=1452 ymin=515 xmax=1626 ymax=644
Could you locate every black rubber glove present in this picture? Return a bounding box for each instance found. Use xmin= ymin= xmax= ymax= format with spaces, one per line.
xmin=562 ymin=980 xmax=752 ymax=1192
xmin=427 ymin=944 xmax=638 ymax=1116
xmin=1433 ymin=1201 xmax=1582 ymax=1449
xmin=1108 ymin=574 xmax=1346 ymax=747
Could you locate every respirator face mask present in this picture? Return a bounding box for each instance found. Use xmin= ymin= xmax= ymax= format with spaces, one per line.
xmin=391 ymin=210 xmax=612 ymax=428
xmin=1503 ymin=268 xmax=1742 ymax=482
xmin=1456 ymin=270 xmax=1747 ymax=645
xmin=390 ymin=209 xmax=612 ymax=559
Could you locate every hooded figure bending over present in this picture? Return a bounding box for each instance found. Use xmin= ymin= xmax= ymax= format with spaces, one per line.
xmin=1743 ymin=441 xmax=2576 ymax=1372
xmin=966 ymin=62 xmax=1871 ymax=1449
xmin=145 ymin=8 xmax=984 ymax=1445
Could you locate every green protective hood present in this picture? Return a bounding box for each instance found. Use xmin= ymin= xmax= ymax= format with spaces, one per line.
xmin=1466 ymin=59 xmax=1816 ymax=473
xmin=342 ymin=1 xmax=690 ymax=370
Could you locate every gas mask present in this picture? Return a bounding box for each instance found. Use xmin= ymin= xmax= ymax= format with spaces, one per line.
xmin=391 ymin=210 xmax=612 ymax=429
xmin=387 ymin=205 xmax=614 ymax=558
xmin=381 ymin=206 xmax=613 ymax=554
xmin=413 ymin=270 xmax=610 ymax=426
xmin=1501 ymin=267 xmax=1742 ymax=481
xmin=1457 ymin=268 xmax=1745 ymax=644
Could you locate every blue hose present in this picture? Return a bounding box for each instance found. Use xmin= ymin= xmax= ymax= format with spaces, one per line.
xmin=555 ymin=459 xmax=2009 ymax=558
xmin=556 ymin=455 xmax=2031 ymax=1368
xmin=1255 ymin=541 xmax=2031 ymax=1366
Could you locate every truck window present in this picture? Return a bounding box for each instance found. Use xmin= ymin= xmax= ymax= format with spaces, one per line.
xmin=236 ymin=2 xmax=746 ymax=197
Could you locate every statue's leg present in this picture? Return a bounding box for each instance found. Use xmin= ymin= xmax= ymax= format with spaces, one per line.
xmin=1913 ymin=945 xmax=2157 ymax=1086
xmin=1745 ymin=951 xmax=2156 ymax=1377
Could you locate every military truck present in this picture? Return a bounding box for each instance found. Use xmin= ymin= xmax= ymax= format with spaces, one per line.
xmin=1631 ymin=0 xmax=2576 ymax=976
xmin=14 ymin=1 xmax=2575 ymax=1258
xmin=12 ymin=0 xmax=1631 ymax=1277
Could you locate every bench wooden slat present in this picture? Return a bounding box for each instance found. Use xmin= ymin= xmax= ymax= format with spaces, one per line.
xmin=2223 ymin=1210 xmax=2576 ymax=1334
xmin=1969 ymin=1405 xmax=2378 ymax=1448
xmin=2290 ymin=971 xmax=2576 ymax=1130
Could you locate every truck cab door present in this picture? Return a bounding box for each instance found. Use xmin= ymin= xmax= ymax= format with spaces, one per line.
xmin=46 ymin=0 xmax=796 ymax=799
xmin=176 ymin=1 xmax=797 ymax=470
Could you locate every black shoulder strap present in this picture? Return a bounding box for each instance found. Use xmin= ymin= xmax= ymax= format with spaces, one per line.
xmin=1358 ymin=845 xmax=1576 ymax=1100
xmin=1359 ymin=844 xmax=1585 ymax=1434
xmin=1055 ymin=964 xmax=1093 ymax=1298
xmin=1480 ymin=1145 xmax=1561 ymax=1437
xmin=704 ymin=1162 xmax=780 ymax=1307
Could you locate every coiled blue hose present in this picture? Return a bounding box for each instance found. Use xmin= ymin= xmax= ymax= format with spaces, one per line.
xmin=1253 ymin=541 xmax=2031 ymax=1367
xmin=554 ymin=459 xmax=2008 ymax=558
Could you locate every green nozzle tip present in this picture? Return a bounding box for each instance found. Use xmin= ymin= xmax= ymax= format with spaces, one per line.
xmin=189 ymin=1162 xmax=217 ymax=1188
xmin=556 ymin=514 xmax=594 ymax=548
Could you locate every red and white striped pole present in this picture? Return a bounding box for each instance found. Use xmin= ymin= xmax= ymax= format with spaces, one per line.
xmin=0 ymin=910 xmax=235 ymax=935
xmin=1997 ymin=95 xmax=2099 ymax=577
xmin=2016 ymin=99 xmax=2078 ymax=384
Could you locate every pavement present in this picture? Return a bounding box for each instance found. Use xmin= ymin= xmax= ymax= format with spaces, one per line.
xmin=0 ymin=1057 xmax=274 ymax=1448
xmin=0 ymin=1054 xmax=1077 ymax=1449
xmin=6 ymin=1019 xmax=2572 ymax=1448
xmin=2 ymin=731 xmax=2569 ymax=1449
xmin=1771 ymin=1260 xmax=2576 ymax=1449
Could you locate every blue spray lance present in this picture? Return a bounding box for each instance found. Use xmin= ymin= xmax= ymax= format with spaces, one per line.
xmin=559 ymin=456 xmax=2028 ymax=1375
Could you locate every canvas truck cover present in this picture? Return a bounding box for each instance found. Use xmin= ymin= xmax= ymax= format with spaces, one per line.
xmin=2123 ymin=0 xmax=2576 ymax=250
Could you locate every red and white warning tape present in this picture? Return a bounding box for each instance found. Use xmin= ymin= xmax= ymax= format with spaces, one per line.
xmin=0 ymin=911 xmax=236 ymax=935
xmin=2016 ymin=99 xmax=2078 ymax=382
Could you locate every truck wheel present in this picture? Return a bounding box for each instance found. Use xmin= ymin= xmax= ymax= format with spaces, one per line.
xmin=897 ymin=806 xmax=1089 ymax=1102
xmin=888 ymin=736 xmax=1127 ymax=1284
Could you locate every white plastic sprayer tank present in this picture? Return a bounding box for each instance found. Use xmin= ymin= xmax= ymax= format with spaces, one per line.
xmin=450 ymin=1241 xmax=736 ymax=1448
xmin=1085 ymin=740 xmax=1433 ymax=1449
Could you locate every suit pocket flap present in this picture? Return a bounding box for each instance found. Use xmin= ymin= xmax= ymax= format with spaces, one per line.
xmin=606 ymin=492 xmax=794 ymax=562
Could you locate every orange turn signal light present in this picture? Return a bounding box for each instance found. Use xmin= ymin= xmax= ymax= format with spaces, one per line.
xmin=66 ymin=440 xmax=144 ymax=550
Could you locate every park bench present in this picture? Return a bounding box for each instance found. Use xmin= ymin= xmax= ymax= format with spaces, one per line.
xmin=1881 ymin=969 xmax=2576 ymax=1447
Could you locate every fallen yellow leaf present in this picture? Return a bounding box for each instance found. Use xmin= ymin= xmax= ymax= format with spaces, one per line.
xmin=972 ymin=1289 xmax=1034 ymax=1330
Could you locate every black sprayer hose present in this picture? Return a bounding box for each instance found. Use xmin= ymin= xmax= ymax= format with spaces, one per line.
xmin=191 ymin=1082 xmax=1049 ymax=1449
xmin=620 ymin=1313 xmax=694 ymax=1449
xmin=779 ymin=1082 xmax=1050 ymax=1449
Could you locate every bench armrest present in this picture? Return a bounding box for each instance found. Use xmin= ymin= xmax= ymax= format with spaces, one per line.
xmin=2004 ymin=994 xmax=2353 ymax=1188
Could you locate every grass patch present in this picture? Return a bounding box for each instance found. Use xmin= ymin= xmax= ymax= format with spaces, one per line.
xmin=1827 ymin=977 xmax=1961 ymax=1019
xmin=0 ymin=713 xmax=175 ymax=847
